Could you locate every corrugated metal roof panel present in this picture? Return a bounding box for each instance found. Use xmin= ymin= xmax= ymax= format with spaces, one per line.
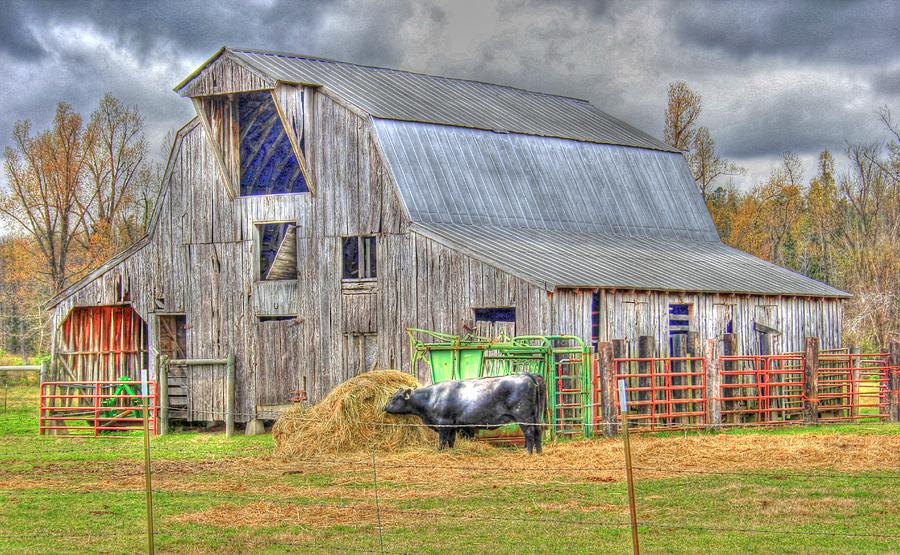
xmin=413 ymin=223 xmax=849 ymax=297
xmin=373 ymin=119 xmax=718 ymax=241
xmin=221 ymin=48 xmax=676 ymax=152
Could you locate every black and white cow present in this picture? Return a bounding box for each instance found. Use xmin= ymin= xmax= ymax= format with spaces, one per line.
xmin=384 ymin=373 xmax=547 ymax=454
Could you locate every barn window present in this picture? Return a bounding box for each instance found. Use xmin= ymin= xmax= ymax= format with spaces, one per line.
xmin=473 ymin=307 xmax=516 ymax=339
xmin=591 ymin=291 xmax=601 ymax=350
xmin=715 ymin=303 xmax=735 ymax=336
xmin=238 ymin=91 xmax=308 ymax=196
xmin=668 ymin=303 xmax=692 ymax=353
xmin=257 ymin=223 xmax=297 ymax=281
xmin=259 ymin=315 xmax=297 ymax=322
xmin=342 ymin=236 xmax=377 ymax=280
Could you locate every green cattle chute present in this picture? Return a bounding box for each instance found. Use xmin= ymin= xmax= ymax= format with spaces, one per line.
xmin=407 ymin=328 xmax=593 ymax=439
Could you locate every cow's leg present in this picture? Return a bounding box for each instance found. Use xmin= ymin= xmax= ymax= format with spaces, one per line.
xmin=521 ymin=424 xmax=534 ymax=454
xmin=438 ymin=428 xmax=448 ymax=450
xmin=533 ymin=425 xmax=543 ymax=454
xmin=447 ymin=428 xmax=457 ymax=449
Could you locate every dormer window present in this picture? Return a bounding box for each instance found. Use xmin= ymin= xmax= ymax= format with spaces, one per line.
xmin=238 ymin=91 xmax=308 ymax=196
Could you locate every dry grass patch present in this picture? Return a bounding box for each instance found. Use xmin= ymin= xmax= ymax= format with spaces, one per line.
xmin=168 ymin=500 xmax=399 ymax=528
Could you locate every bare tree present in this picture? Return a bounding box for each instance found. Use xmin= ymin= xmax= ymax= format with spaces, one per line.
xmin=82 ymin=94 xmax=149 ymax=253
xmin=0 ymin=103 xmax=95 ymax=292
xmin=689 ymin=126 xmax=743 ymax=201
xmin=664 ymin=81 xmax=702 ymax=151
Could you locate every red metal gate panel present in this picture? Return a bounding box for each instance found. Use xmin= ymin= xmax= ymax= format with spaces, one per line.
xmin=39 ymin=380 xmax=158 ymax=437
xmin=817 ymin=353 xmax=892 ymax=422
xmin=720 ymin=355 xmax=805 ymax=424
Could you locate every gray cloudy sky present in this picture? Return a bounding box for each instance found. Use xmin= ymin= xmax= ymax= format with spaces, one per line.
xmin=1 ymin=0 xmax=898 ymax=188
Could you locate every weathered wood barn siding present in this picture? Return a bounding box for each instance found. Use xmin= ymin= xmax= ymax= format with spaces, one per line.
xmin=593 ymin=290 xmax=843 ymax=355
xmin=48 ymin=50 xmax=846 ymax=423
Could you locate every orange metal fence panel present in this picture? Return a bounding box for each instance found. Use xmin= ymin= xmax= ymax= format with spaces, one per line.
xmin=39 ymin=380 xmax=158 ymax=437
xmin=817 ymin=353 xmax=893 ymax=422
xmin=612 ymin=357 xmax=707 ymax=431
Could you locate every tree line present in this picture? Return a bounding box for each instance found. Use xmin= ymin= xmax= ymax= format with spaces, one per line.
xmin=0 ymin=95 xmax=161 ymax=358
xmin=665 ymin=81 xmax=899 ymax=350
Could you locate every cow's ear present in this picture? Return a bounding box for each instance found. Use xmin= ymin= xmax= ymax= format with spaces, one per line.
xmin=403 ymin=388 xmax=412 ymax=400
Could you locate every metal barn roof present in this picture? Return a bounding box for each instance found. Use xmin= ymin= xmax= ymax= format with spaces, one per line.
xmin=374 ymin=119 xmax=717 ymax=242
xmin=414 ymin=223 xmax=849 ymax=297
xmin=373 ymin=120 xmax=846 ymax=297
xmin=181 ymin=47 xmax=677 ymax=153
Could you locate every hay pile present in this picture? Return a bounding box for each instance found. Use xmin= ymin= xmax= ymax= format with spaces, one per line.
xmin=273 ymin=370 xmax=436 ymax=458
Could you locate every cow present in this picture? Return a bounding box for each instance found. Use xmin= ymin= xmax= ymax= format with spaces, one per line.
xmin=384 ymin=373 xmax=547 ymax=454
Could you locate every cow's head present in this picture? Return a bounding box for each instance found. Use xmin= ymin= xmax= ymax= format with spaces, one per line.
xmin=384 ymin=388 xmax=413 ymax=414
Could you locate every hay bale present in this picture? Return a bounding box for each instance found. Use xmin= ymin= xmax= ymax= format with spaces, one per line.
xmin=273 ymin=369 xmax=436 ymax=458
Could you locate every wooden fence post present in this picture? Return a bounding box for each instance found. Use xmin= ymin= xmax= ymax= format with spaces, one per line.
xmin=159 ymin=356 xmax=169 ymax=436
xmin=637 ymin=336 xmax=656 ymax=410
xmin=612 ymin=339 xmax=627 ymax=431
xmin=598 ymin=342 xmax=617 ymax=436
xmin=39 ymin=360 xmax=48 ymax=385
xmin=225 ymin=353 xmax=235 ymax=438
xmin=705 ymin=338 xmax=721 ymax=429
xmin=889 ymin=340 xmax=900 ymax=423
xmin=803 ymin=337 xmax=819 ymax=425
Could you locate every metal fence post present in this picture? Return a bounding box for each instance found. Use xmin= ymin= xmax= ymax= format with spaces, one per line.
xmin=225 ymin=353 xmax=235 ymax=438
xmin=803 ymin=337 xmax=820 ymax=425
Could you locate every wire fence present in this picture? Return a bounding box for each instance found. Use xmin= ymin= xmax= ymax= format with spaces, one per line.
xmin=2 ymin=401 xmax=899 ymax=555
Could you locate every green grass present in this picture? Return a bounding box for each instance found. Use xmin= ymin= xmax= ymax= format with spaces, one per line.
xmin=1 ymin=385 xmax=898 ymax=554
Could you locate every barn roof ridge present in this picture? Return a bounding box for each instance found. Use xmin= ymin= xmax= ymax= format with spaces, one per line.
xmin=225 ymin=46 xmax=594 ymax=104
xmin=175 ymin=46 xmax=678 ymax=153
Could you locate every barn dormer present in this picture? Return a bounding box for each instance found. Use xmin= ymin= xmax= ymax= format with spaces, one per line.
xmin=175 ymin=48 xmax=314 ymax=197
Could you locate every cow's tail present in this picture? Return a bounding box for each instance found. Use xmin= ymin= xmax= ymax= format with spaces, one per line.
xmin=527 ymin=373 xmax=548 ymax=427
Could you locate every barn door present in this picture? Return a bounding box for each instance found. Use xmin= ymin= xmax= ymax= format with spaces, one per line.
xmin=57 ymin=306 xmax=148 ymax=382
xmin=256 ymin=318 xmax=304 ymax=406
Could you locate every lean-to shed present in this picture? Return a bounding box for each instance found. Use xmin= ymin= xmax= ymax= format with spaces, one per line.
xmin=45 ymin=47 xmax=848 ymax=424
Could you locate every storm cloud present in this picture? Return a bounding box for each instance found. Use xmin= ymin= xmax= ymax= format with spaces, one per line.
xmin=0 ymin=0 xmax=896 ymax=190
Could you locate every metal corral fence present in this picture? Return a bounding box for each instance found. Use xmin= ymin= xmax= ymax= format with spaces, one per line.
xmin=593 ymin=339 xmax=899 ymax=433
xmin=39 ymin=380 xmax=158 ymax=437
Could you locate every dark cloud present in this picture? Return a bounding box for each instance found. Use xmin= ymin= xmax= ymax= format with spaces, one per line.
xmin=0 ymin=0 xmax=896 ymax=193
xmin=0 ymin=3 xmax=46 ymax=60
xmin=672 ymin=0 xmax=900 ymax=64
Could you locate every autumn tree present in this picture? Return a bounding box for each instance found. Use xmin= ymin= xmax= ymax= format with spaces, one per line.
xmin=664 ymin=81 xmax=701 ymax=151
xmin=837 ymin=137 xmax=900 ymax=349
xmin=664 ymin=81 xmax=742 ymax=203
xmin=1 ymin=103 xmax=95 ymax=292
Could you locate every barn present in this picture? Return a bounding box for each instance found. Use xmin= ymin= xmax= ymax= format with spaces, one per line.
xmin=44 ymin=47 xmax=848 ymax=429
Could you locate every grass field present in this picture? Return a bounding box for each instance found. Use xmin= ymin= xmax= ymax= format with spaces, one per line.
xmin=1 ymin=384 xmax=898 ymax=554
